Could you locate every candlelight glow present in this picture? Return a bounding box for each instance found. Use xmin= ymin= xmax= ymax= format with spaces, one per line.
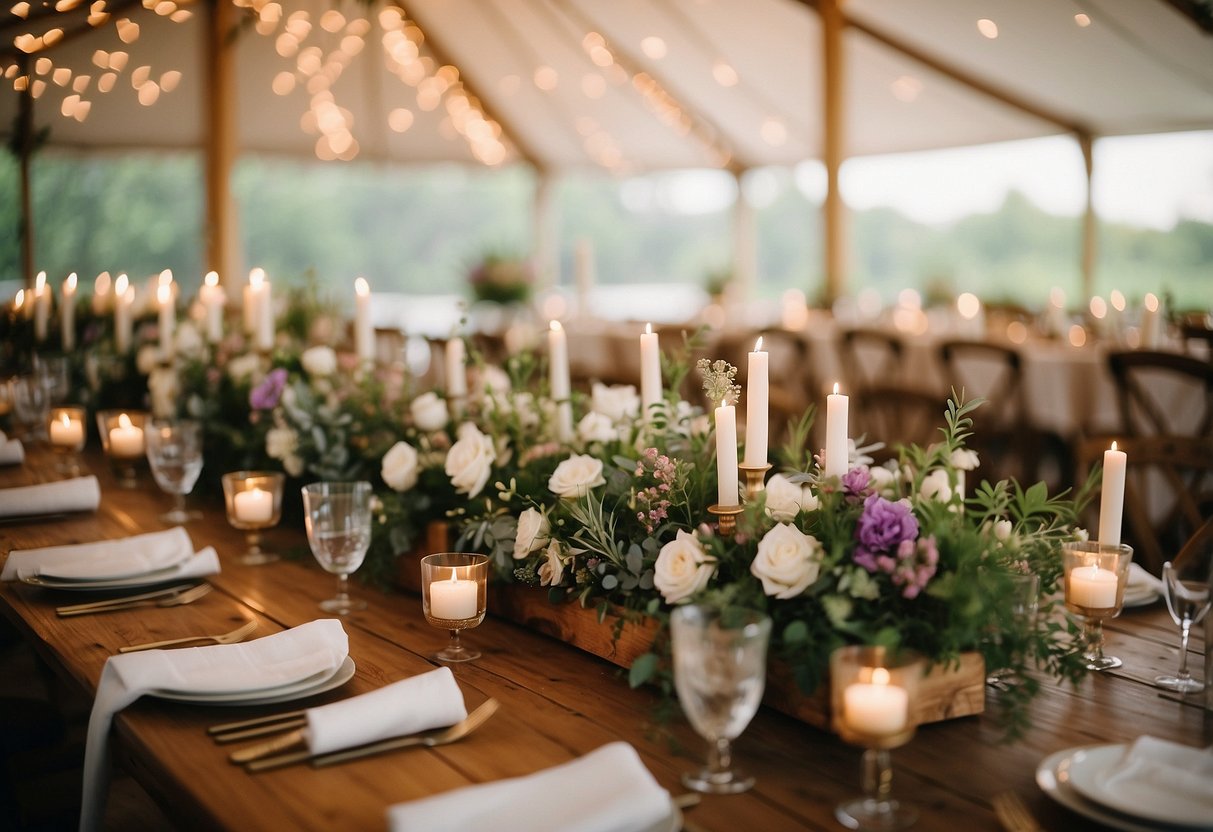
xmin=1006 ymin=321 xmax=1028 ymax=344
xmin=1109 ymin=289 xmax=1126 ymax=312
xmin=204 ymin=271 xmax=219 ymax=288
xmin=754 ymin=336 xmax=764 ymax=351
xmin=59 ymin=411 xmax=71 ymax=428
xmin=833 ymin=382 xmax=840 ymax=395
xmin=65 ymin=273 xmax=77 ymax=292
xmin=249 ymin=267 xmax=266 ymax=288
xmin=355 ymin=276 xmax=369 ymax=297
xmin=1144 ymin=292 xmax=1159 ymax=312
xmin=1089 ymin=296 xmax=1107 ymax=319
xmin=645 ymin=322 xmax=653 ymax=335
xmin=118 ymin=412 xmax=133 ymax=429
xmin=871 ymin=667 xmax=891 ymax=686
xmin=550 ymin=319 xmax=562 ymax=332
xmin=957 ymin=292 xmax=981 ymax=319
xmin=114 ymin=273 xmax=129 ymax=295
xmin=157 ymin=283 xmax=171 ymax=305
xmin=14 ymin=289 xmax=24 ymax=310
xmin=95 ymin=272 xmax=111 ymax=294
xmin=35 ymin=271 xmax=46 ymax=291
xmin=1111 ymin=440 xmax=1118 ymax=451
xmin=158 ymin=269 xmax=172 ymax=286
xmin=1068 ymin=324 xmax=1087 ymax=347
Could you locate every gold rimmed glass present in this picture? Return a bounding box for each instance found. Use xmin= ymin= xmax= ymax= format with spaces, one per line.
xmin=1062 ymin=540 xmax=1133 ymax=671
xmin=421 ymin=553 xmax=489 ymax=662
xmin=47 ymin=406 xmax=86 ymax=475
xmin=95 ymin=409 xmax=147 ymax=488
xmin=222 ymin=471 xmax=285 ymax=565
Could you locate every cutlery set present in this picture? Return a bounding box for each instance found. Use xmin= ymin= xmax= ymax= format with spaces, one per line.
xmin=56 ymin=583 xmax=212 ymax=617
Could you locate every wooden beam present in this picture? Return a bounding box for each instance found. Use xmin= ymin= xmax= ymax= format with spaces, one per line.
xmin=532 ymin=172 xmax=558 ymax=292
xmin=732 ymin=170 xmax=757 ymax=301
xmin=1079 ymin=132 xmax=1097 ymax=300
xmin=204 ymin=0 xmax=240 ymax=286
xmin=17 ymin=53 xmax=34 ymax=289
xmin=821 ymin=0 xmax=846 ymax=303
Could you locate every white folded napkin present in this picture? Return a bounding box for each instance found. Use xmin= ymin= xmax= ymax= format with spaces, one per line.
xmin=1097 ymin=736 xmax=1213 ymax=824
xmin=82 ymin=619 xmax=349 ymax=832
xmin=1 ymin=527 xmax=194 ymax=581
xmin=307 ymin=666 xmax=466 ymax=755
xmin=0 ymin=475 xmax=100 ymax=519
xmin=387 ymin=742 xmax=671 ymax=832
xmin=1126 ymin=563 xmax=1164 ymax=594
xmin=0 ymin=436 xmax=24 ymax=466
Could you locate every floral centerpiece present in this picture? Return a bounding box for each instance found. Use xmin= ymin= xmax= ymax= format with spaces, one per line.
xmin=467 ymin=253 xmax=535 ymax=306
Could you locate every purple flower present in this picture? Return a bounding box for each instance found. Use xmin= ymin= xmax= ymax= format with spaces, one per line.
xmin=855 ymin=494 xmax=919 ymax=564
xmin=249 ymin=367 xmax=288 ymax=410
xmin=842 ymin=465 xmax=872 ymax=498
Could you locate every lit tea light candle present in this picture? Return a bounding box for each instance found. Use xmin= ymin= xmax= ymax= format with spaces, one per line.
xmin=233 ymin=487 xmax=274 ymax=524
xmin=825 ymin=383 xmax=849 ymax=479
xmin=743 ymin=336 xmax=768 ymax=467
xmin=108 ymin=413 xmax=144 ymax=458
xmin=49 ymin=411 xmax=84 ymax=448
xmin=1069 ymin=564 xmax=1119 ymax=610
xmin=843 ymin=667 xmax=908 ymax=737
xmin=430 ymin=576 xmax=478 ymax=620
xmin=61 ymin=273 xmax=77 ymax=351
xmin=639 ymin=323 xmax=662 ymax=418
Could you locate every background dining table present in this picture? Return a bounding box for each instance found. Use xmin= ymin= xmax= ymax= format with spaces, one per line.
xmin=0 ymin=447 xmax=1209 ymax=831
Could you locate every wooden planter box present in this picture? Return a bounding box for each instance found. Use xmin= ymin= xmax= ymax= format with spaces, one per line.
xmin=397 ymin=527 xmax=985 ymax=728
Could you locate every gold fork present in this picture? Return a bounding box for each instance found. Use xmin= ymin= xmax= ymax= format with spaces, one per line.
xmin=118 ymin=618 xmax=258 ymax=653
xmin=57 ymin=583 xmax=213 ymax=617
xmin=245 ymin=698 xmax=500 ymax=773
xmin=992 ymin=791 xmax=1042 ymax=832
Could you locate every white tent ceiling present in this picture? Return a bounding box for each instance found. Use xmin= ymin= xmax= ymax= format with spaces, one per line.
xmin=3 ymin=0 xmax=1212 ymax=173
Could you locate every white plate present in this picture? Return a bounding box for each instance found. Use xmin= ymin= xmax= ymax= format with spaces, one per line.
xmin=1037 ymin=748 xmax=1165 ymax=832
xmin=20 ymin=564 xmax=199 ymax=591
xmin=1122 ymin=588 xmax=1161 ymax=608
xmin=39 ymin=551 xmax=192 ymax=582
xmin=150 ymin=657 xmax=356 ymax=707
xmin=642 ymin=803 xmax=681 ymax=832
xmin=1065 ymin=743 xmax=1213 ymax=828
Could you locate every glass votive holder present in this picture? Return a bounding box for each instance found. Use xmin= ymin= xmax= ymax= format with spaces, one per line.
xmin=221 ymin=471 xmax=285 ymax=565
xmin=829 ymin=645 xmax=925 ymax=830
xmin=48 ymin=406 xmax=86 ymax=475
xmin=421 ymin=553 xmax=489 ymax=663
xmin=95 ymin=409 xmax=147 ymax=488
xmin=1062 ymin=540 xmax=1134 ymax=670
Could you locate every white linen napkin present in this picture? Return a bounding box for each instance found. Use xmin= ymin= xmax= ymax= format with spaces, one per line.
xmin=1126 ymin=563 xmax=1164 ymax=594
xmin=387 ymin=742 xmax=671 ymax=832
xmin=1 ymin=527 xmax=194 ymax=581
xmin=81 ymin=619 xmax=349 ymax=832
xmin=0 ymin=475 xmax=100 ymax=519
xmin=307 ymin=666 xmax=466 ymax=755
xmin=1097 ymin=736 xmax=1213 ymax=824
xmin=0 ymin=434 xmax=24 ymax=465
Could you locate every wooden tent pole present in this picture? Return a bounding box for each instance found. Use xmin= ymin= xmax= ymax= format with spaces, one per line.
xmin=205 ymin=0 xmax=239 ymax=286
xmin=732 ymin=169 xmax=757 ymax=302
xmin=821 ymin=0 xmax=846 ymax=304
xmin=532 ymin=172 xmax=558 ymax=293
xmin=17 ymin=53 xmax=34 ymax=289
xmin=1079 ymin=132 xmax=1097 ymax=301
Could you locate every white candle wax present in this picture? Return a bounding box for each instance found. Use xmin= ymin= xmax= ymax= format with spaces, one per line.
xmin=113 ymin=275 xmax=132 ymax=355
xmin=233 ymin=487 xmax=274 ymax=524
xmin=92 ymin=272 xmax=111 ymax=315
xmin=354 ymin=277 xmax=374 ymax=364
xmin=49 ymin=413 xmax=84 ymax=448
xmin=157 ymin=280 xmax=175 ymax=359
xmin=1069 ymin=564 xmax=1119 ymax=609
xmin=743 ymin=337 xmax=769 ymax=467
xmin=109 ymin=414 xmax=144 ymax=458
xmin=1140 ymin=293 xmax=1160 ymax=349
xmin=33 ymin=272 xmax=50 ymax=342
xmin=445 ymin=338 xmax=467 ymax=398
xmin=715 ymin=400 xmax=739 ymax=506
xmin=256 ymin=273 xmax=274 ymax=352
xmin=430 ymin=577 xmax=478 ymax=620
xmin=825 ymin=383 xmax=849 ymax=479
xmin=1098 ymin=441 xmax=1126 ymax=546
xmin=640 ymin=323 xmax=662 ymax=418
xmin=843 ymin=668 xmax=909 ymax=737
xmin=200 ymin=271 xmax=225 ymax=344
xmin=61 ymin=273 xmax=77 ymax=351
xmin=548 ymin=320 xmax=572 ymax=441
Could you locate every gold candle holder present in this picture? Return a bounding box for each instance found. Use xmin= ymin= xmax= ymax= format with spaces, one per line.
xmin=222 ymin=471 xmax=286 ymax=565
xmin=708 ymin=503 xmax=744 ymax=537
xmin=421 ymin=553 xmax=489 ymax=663
xmin=738 ymin=463 xmax=772 ymax=502
xmin=48 ymin=406 xmax=86 ymax=475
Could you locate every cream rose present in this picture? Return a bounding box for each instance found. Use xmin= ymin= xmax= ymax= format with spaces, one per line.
xmin=538 ymin=540 xmax=565 ymax=586
xmin=444 ymin=423 xmax=496 ymax=498
xmin=473 ymin=365 xmax=512 ymax=400
xmin=513 ymin=507 xmax=550 ymax=560
xmin=577 ymin=412 xmax=618 ymax=444
xmin=174 ymin=321 xmax=205 ymax=359
xmin=751 ymin=522 xmax=823 ymax=599
xmin=381 ymin=441 xmax=419 ymax=492
xmin=590 ymin=382 xmax=639 ymax=422
xmin=148 ymin=367 xmax=179 ymax=419
xmin=301 ymin=345 xmax=337 ymax=377
xmin=548 ymin=454 xmax=606 ymax=499
xmin=227 ymin=352 xmax=261 ymax=383
xmin=410 ymin=391 xmax=450 ymax=433
xmin=653 ymin=530 xmax=716 ymax=604
xmin=919 ymin=468 xmax=953 ymax=503
xmin=764 ymin=473 xmax=818 ymax=522
xmin=869 ymin=465 xmax=898 ymax=498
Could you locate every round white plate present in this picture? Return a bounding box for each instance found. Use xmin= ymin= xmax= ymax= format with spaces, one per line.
xmin=1122 ymin=588 xmax=1160 ymax=608
xmin=20 ymin=564 xmax=199 ymax=591
xmin=39 ymin=550 xmax=193 ymax=582
xmin=1036 ymin=747 xmax=1163 ymax=832
xmin=151 ymin=657 xmax=356 ymax=707
xmin=642 ymin=803 xmax=681 ymax=832
xmin=1065 ymin=743 xmax=1213 ymax=828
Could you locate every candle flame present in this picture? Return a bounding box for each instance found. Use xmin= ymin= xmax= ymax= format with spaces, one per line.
xmin=249 ymin=267 xmax=266 ymax=288
xmin=754 ymin=335 xmax=764 ymax=351
xmin=550 ymin=319 xmax=562 ymax=332
xmin=871 ymin=667 xmax=891 ymax=686
xmin=645 ymin=322 xmax=652 ymax=335
xmin=157 ymin=283 xmax=171 ymax=304
xmin=65 ymin=273 xmax=77 ymax=292
xmin=95 ymin=271 xmax=112 ymax=293
xmin=14 ymin=289 xmax=24 ymax=310
xmin=832 ymin=382 xmax=840 ymax=395
xmin=1110 ymin=440 xmax=1118 ymax=452
xmin=34 ymin=270 xmax=46 ymax=290
xmin=158 ymin=269 xmax=173 ymax=286
xmin=204 ymin=271 xmax=219 ymax=288
xmin=59 ymin=411 xmax=71 ymax=427
xmin=117 ymin=412 xmax=132 ymax=429
xmin=355 ymin=276 xmax=369 ymax=296
xmin=1144 ymin=292 xmax=1158 ymax=312
xmin=114 ymin=273 xmax=129 ymax=295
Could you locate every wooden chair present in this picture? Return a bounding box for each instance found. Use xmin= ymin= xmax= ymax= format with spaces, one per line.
xmin=852 ymin=386 xmax=947 ymax=464
xmin=1076 ymin=435 xmax=1213 ymax=576
xmin=1178 ymin=314 xmax=1213 ymax=362
xmin=1173 ymin=515 xmax=1213 ymax=572
xmin=1106 ymin=351 xmax=1213 ymax=438
xmin=840 ymin=329 xmax=903 ymax=393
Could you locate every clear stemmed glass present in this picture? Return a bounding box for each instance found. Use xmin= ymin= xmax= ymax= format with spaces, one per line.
xmin=302 ymin=481 xmax=372 ymax=615
xmin=222 ymin=471 xmax=285 ymax=565
xmin=144 ymin=419 xmax=203 ymax=524
xmin=1062 ymin=541 xmax=1134 ymax=670
xmin=47 ymin=406 xmax=87 ymax=476
xmin=670 ymin=605 xmax=771 ymax=794
xmin=1154 ymin=560 xmax=1211 ymax=693
xmin=421 ymin=553 xmax=489 ymax=662
xmin=985 ymin=570 xmax=1039 ymax=690
xmin=830 ymin=645 xmax=925 ymax=830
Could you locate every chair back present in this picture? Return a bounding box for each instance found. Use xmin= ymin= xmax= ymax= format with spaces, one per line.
xmin=840 ymin=329 xmax=904 ymax=393
xmin=938 ymin=340 xmax=1025 ymax=428
xmin=1107 ymin=351 xmax=1213 ymax=437
xmin=852 ymin=386 xmax=946 ymax=464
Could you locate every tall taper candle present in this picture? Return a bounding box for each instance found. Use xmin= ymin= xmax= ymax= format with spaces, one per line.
xmin=92 ymin=272 xmax=112 ymax=315
xmin=825 ymin=382 xmax=849 ymax=479
xmin=1140 ymin=293 xmax=1160 ymax=349
xmin=200 ymin=271 xmax=225 ymax=344
xmin=640 ymin=323 xmax=662 ymax=418
xmin=33 ymin=271 xmax=50 ymax=342
xmin=1098 ymin=441 xmax=1127 ymax=546
xmin=446 ymin=338 xmax=467 ymax=399
xmin=113 ymin=274 xmax=132 ymax=355
xmin=549 ymin=320 xmax=572 ymax=441
xmin=247 ymin=268 xmax=273 ymax=352
xmin=743 ymin=336 xmax=769 ymax=466
xmin=61 ymin=273 xmax=77 ymax=351
xmin=354 ymin=277 xmax=374 ymax=364
xmin=715 ymin=399 xmax=739 ymax=506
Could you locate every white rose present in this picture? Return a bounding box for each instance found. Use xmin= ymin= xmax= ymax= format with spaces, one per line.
xmin=764 ymin=473 xmax=817 ymax=522
xmin=919 ymin=468 xmax=953 ymax=503
xmin=548 ymin=454 xmax=606 ymax=498
xmin=410 ymin=391 xmax=450 ymax=432
xmin=174 ymin=321 xmax=205 ymax=359
xmin=301 ymin=345 xmax=337 ymax=377
xmin=444 ymin=423 xmax=496 ymax=498
xmin=751 ymin=522 xmax=824 ymax=599
xmin=136 ymin=344 xmax=160 ymax=375
xmin=473 ymin=365 xmax=512 ymax=400
xmin=513 ymin=507 xmax=550 ymax=560
xmin=227 ymin=352 xmax=261 ymax=383
xmin=591 ymin=382 xmax=639 ymax=422
xmin=381 ymin=441 xmax=419 ymax=492
xmin=1075 ymin=527 xmax=1089 ymax=542
xmin=538 ymin=540 xmax=565 ymax=586
xmin=869 ymin=465 xmax=898 ymax=498
xmin=577 ymin=412 xmax=618 ymax=444
xmin=653 ymin=529 xmax=716 ymax=604
xmin=950 ymin=448 xmax=980 ymax=471
xmin=148 ymin=367 xmax=179 ymax=419
xmin=266 ymin=426 xmax=299 ymax=461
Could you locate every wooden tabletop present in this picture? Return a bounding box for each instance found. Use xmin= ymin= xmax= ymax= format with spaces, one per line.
xmin=1 ymin=449 xmax=1210 ymax=832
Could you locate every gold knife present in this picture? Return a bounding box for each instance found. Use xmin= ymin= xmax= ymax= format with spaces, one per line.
xmin=55 ymin=583 xmax=199 ymax=614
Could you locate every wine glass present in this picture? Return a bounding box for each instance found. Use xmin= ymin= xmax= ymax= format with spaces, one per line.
xmin=1062 ymin=540 xmax=1133 ymax=671
xmin=1154 ymin=560 xmax=1211 ymax=693
xmin=670 ymin=605 xmax=771 ymax=794
xmin=830 ymin=645 xmax=925 ymax=830
xmin=421 ymin=553 xmax=489 ymax=662
xmin=222 ymin=471 xmax=285 ymax=565
xmin=144 ymin=419 xmax=203 ymax=524
xmin=302 ymin=481 xmax=372 ymax=615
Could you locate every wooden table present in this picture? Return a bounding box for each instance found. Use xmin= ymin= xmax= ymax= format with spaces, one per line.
xmin=1 ymin=449 xmax=1210 ymax=831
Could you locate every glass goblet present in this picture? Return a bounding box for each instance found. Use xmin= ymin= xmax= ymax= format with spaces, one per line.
xmin=95 ymin=409 xmax=147 ymax=487
xmin=1062 ymin=540 xmax=1133 ymax=670
xmin=670 ymin=605 xmax=771 ymax=794
xmin=830 ymin=645 xmax=925 ymax=830
xmin=145 ymin=419 xmax=203 ymax=524
xmin=1154 ymin=560 xmax=1211 ymax=693
xmin=47 ymin=406 xmax=87 ymax=476
xmin=302 ymin=481 xmax=372 ymax=615
xmin=222 ymin=471 xmax=285 ymax=565
xmin=421 ymin=553 xmax=489 ymax=662
xmin=11 ymin=375 xmax=49 ymax=442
